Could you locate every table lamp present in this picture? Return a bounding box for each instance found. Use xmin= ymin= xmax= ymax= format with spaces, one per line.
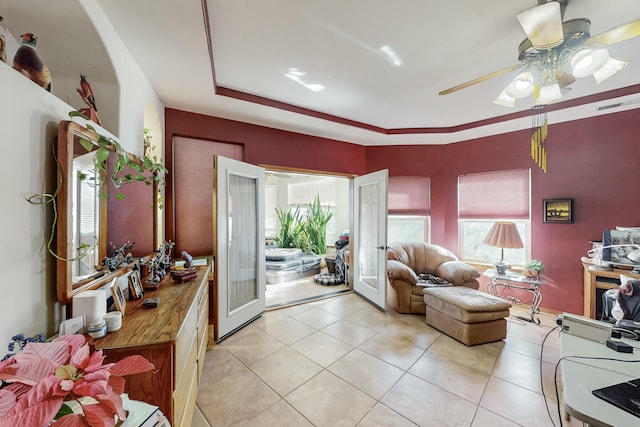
xmin=483 ymin=221 xmax=524 ymax=274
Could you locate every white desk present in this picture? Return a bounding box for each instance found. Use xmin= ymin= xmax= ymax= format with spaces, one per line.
xmin=561 ymin=332 xmax=640 ymax=427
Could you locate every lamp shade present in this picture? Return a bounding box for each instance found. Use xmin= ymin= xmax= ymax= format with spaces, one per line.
xmin=571 ymin=48 xmax=610 ymax=78
xmin=483 ymin=222 xmax=524 ymax=249
xmin=517 ymin=2 xmax=564 ymax=50
xmin=506 ymin=71 xmax=535 ymax=99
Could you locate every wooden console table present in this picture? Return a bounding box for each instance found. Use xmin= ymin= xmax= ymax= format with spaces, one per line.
xmin=582 ymin=262 xmax=640 ymax=319
xmin=90 ymin=265 xmax=210 ymax=427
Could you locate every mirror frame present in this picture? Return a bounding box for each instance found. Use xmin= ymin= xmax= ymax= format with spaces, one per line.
xmin=56 ymin=120 xmax=158 ymax=304
xmin=56 ymin=121 xmax=108 ymax=303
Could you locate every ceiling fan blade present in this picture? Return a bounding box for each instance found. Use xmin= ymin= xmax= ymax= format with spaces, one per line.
xmin=517 ymin=2 xmax=564 ymax=50
xmin=439 ymin=64 xmax=525 ymax=96
xmin=586 ymin=19 xmax=640 ymax=46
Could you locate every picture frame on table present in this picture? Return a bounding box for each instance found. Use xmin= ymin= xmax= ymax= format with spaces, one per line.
xmin=543 ymin=198 xmax=573 ymax=223
xmin=128 ymin=270 xmax=144 ymax=300
xmin=111 ymin=277 xmax=126 ymax=316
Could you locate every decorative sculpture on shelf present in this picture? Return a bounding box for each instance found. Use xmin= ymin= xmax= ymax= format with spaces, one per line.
xmin=76 ymin=74 xmax=102 ymax=125
xmin=144 ymin=241 xmax=175 ymax=289
xmin=101 ymin=240 xmax=135 ymax=272
xmin=13 ymin=33 xmax=51 ymax=91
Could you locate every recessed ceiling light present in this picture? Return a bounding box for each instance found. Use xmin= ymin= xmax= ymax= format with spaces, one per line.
xmin=284 ymin=68 xmax=325 ymax=92
xmin=379 ymin=45 xmax=403 ymax=66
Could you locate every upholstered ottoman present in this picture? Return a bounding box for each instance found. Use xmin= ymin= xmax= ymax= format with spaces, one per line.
xmin=423 ymin=286 xmax=511 ymax=346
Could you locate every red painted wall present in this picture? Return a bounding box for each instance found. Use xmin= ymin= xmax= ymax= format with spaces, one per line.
xmin=165 ymin=106 xmax=640 ymax=314
xmin=164 ymin=108 xmax=366 ymax=243
xmin=367 ymin=109 xmax=640 ymax=314
xmin=165 ymin=109 xmax=366 ymax=174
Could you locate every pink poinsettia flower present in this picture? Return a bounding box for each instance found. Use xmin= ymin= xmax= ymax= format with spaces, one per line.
xmin=0 ymin=334 xmax=154 ymax=427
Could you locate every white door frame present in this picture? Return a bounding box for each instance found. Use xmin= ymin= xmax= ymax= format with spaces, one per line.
xmin=352 ymin=169 xmax=388 ymax=310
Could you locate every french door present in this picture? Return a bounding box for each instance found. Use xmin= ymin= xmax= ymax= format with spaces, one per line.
xmin=214 ymin=156 xmax=265 ymax=341
xmin=352 ymin=169 xmax=388 ymax=310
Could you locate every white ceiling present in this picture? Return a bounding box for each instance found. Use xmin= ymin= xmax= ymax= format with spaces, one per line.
xmin=5 ymin=0 xmax=640 ymax=146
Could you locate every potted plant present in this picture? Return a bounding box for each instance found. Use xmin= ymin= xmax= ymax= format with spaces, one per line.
xmin=305 ymin=195 xmax=334 ymax=255
xmin=275 ymin=206 xmax=308 ymax=250
xmin=524 ymin=259 xmax=544 ymax=279
xmin=70 ymin=111 xmax=167 ymax=203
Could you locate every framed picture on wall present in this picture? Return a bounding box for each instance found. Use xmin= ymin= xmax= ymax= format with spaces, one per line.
xmin=111 ymin=278 xmax=127 ymax=316
xmin=543 ymin=198 xmax=573 ymax=223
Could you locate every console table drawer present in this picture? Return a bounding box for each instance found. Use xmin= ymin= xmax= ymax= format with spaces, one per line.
xmin=91 ymin=265 xmax=210 ymax=426
xmin=174 ymin=358 xmax=198 ymax=427
xmin=175 ymin=304 xmax=198 ymax=376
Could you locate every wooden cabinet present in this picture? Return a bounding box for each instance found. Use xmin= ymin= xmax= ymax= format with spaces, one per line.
xmin=582 ymin=263 xmax=640 ymax=318
xmin=91 ymin=265 xmax=210 ymax=427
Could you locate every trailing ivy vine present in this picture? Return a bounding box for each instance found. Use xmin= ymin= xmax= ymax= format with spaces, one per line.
xmin=69 ymin=111 xmax=167 ymax=207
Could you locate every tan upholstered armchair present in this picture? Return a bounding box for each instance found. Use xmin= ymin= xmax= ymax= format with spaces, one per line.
xmin=387 ymin=242 xmax=480 ymax=314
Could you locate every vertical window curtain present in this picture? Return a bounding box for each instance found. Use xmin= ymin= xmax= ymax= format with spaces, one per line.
xmin=388 ymin=177 xmax=430 ymax=215
xmin=173 ymin=136 xmax=243 ymax=256
xmin=458 ymin=169 xmax=530 ymax=219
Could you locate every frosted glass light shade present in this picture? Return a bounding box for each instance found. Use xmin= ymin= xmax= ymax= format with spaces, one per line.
xmin=571 ymin=48 xmax=610 ymax=78
xmin=592 ymin=57 xmax=629 ymax=84
xmin=517 ymin=2 xmax=564 ymax=49
xmin=536 ymin=83 xmax=562 ymax=104
xmin=493 ymin=89 xmax=516 ymax=107
xmin=506 ymin=71 xmax=535 ymax=98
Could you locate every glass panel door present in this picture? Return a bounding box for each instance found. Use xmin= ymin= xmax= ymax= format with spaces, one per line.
xmin=353 ymin=169 xmax=388 ymax=310
xmin=214 ymin=156 xmax=265 ymax=341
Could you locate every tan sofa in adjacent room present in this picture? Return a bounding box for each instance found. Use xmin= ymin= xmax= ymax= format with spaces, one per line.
xmin=386 ymin=242 xmax=481 ymax=314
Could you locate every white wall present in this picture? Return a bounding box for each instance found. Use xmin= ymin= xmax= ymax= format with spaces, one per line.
xmin=0 ymin=0 xmax=164 ymax=348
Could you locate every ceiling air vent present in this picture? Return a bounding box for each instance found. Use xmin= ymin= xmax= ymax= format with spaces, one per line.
xmin=596 ymin=103 xmax=623 ymax=111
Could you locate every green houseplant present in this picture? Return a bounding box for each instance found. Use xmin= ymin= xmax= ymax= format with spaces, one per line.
xmin=524 ymin=259 xmax=544 ymax=278
xmin=305 ymin=195 xmax=334 ymax=255
xmin=70 ymin=111 xmax=167 ymax=204
xmin=275 ymin=206 xmax=308 ymax=250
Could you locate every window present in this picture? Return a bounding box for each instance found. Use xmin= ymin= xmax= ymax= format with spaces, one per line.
xmin=388 ymin=215 xmax=429 ymax=243
xmin=288 ymin=177 xmax=336 ymax=243
xmin=265 ymin=172 xmax=349 ymax=248
xmin=458 ymin=169 xmax=530 ymax=266
xmin=387 ymin=177 xmax=430 ymax=243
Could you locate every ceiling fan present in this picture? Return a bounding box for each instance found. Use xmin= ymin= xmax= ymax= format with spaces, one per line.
xmin=439 ymin=0 xmax=640 ymax=106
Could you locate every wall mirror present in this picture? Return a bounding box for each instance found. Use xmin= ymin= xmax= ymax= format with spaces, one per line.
xmin=56 ymin=121 xmax=157 ymax=304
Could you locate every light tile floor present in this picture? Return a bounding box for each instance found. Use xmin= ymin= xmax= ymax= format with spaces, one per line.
xmin=266 ymin=275 xmax=350 ymax=308
xmin=193 ymin=295 xmax=587 ymax=427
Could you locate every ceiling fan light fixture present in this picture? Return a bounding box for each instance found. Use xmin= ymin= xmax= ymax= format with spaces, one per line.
xmin=591 ymin=57 xmax=629 ymax=84
xmin=505 ymin=71 xmax=535 ymax=98
xmin=571 ymin=48 xmax=610 ymax=78
xmin=493 ymin=89 xmax=516 ymax=107
xmin=517 ymin=2 xmax=564 ymax=50
xmin=536 ymin=82 xmax=562 ymax=104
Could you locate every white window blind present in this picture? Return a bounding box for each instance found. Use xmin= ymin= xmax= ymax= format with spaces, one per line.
xmin=288 ymin=178 xmax=335 ymax=207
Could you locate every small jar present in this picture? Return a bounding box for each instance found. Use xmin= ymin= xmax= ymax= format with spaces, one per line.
xmin=104 ymin=311 xmax=122 ymax=332
xmin=87 ymin=319 xmax=107 ymax=339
